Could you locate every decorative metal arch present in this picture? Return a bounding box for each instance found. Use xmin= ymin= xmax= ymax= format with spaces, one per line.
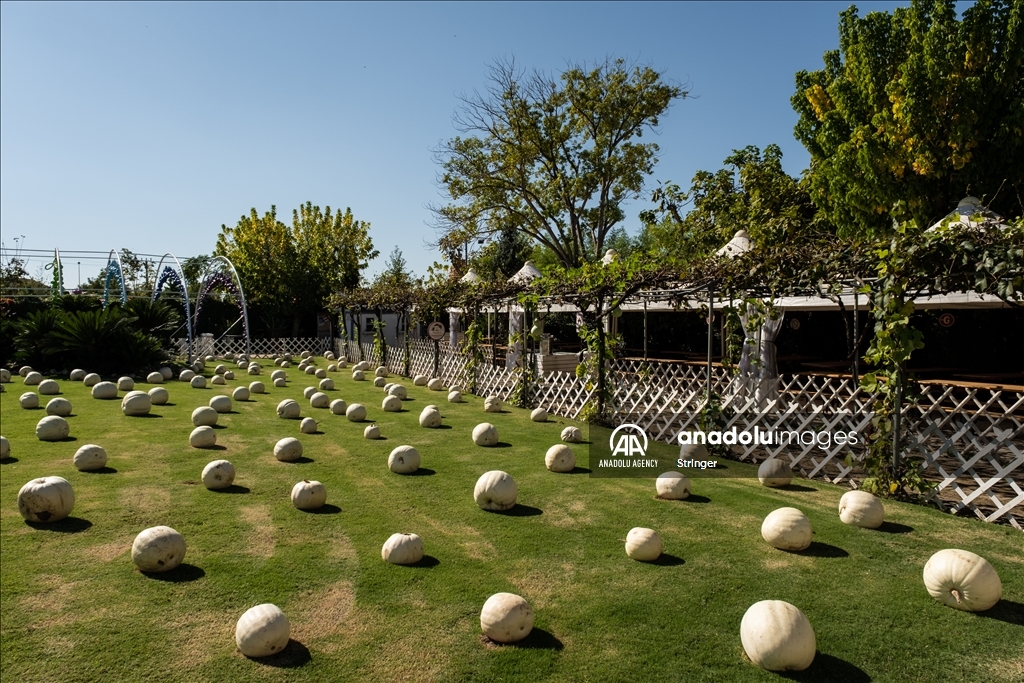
xmin=102 ymin=249 xmax=128 ymax=308
xmin=46 ymin=249 xmax=66 ymax=296
xmin=194 ymin=255 xmax=251 ymax=360
xmin=152 ymin=253 xmax=194 ymax=361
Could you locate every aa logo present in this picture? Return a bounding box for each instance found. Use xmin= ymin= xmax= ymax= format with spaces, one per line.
xmin=609 ymin=424 xmax=648 ymax=458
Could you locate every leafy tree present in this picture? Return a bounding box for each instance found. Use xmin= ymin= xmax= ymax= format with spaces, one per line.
xmin=435 ymin=58 xmax=686 ymax=269
xmin=792 ymin=0 xmax=1024 ymax=236
xmin=470 ymin=226 xmax=534 ymax=281
xmin=215 ymin=203 xmax=377 ymax=336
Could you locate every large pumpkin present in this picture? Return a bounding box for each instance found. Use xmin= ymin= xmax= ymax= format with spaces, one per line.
xmin=132 ymin=526 xmax=186 ymax=573
xmin=838 ymin=490 xmax=884 ymax=528
xmin=480 ymin=593 xmax=534 ymax=643
xmin=474 ymin=471 xmax=517 ymax=511
xmin=17 ymin=476 xmax=75 ymax=522
xmin=761 ymin=507 xmax=812 ymax=551
xmin=388 ymin=446 xmax=421 ymax=474
xmin=740 ymin=600 xmax=816 ymax=671
xmin=381 ymin=533 xmax=424 ymax=565
xmin=923 ymin=549 xmax=1002 ymax=612
xmin=236 ymin=604 xmax=290 ymax=658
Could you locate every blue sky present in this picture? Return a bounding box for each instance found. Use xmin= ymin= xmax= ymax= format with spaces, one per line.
xmin=1 ymin=1 xmax=915 ymax=284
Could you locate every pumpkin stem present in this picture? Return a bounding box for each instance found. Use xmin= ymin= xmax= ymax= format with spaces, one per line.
xmin=951 ymin=589 xmax=962 ymax=604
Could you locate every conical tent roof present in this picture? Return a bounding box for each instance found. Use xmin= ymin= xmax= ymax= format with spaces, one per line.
xmin=927 ymin=197 xmax=1009 ymax=232
xmin=460 ymin=268 xmax=481 ymax=283
xmin=601 ymin=249 xmax=618 ymax=265
xmin=508 ymin=260 xmax=542 ymax=284
xmin=715 ymin=230 xmax=752 ymax=259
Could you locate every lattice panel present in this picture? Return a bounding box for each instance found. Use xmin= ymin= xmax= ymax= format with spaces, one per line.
xmin=177 ymin=337 xmax=333 ymax=360
xmin=534 ymin=371 xmax=595 ymax=421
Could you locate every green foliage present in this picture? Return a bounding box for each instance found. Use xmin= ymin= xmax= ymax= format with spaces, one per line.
xmin=793 ymin=0 xmax=1024 ymax=236
xmin=435 ymin=58 xmax=686 ymax=269
xmin=13 ymin=308 xmax=61 ymax=367
xmin=470 ymin=226 xmax=533 ymax=282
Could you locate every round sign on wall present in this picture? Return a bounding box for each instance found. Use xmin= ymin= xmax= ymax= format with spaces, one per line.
xmin=427 ymin=322 xmax=446 ymax=340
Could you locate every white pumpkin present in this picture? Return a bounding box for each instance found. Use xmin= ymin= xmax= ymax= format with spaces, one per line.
xmin=412 ymin=374 xmax=428 ymax=386
xmin=19 ymin=365 xmax=33 ymax=377
xmin=480 ymin=593 xmax=534 ymax=644
xmin=36 ymin=415 xmax=70 ymax=441
xmin=73 ymin=444 xmax=108 ymax=470
xmin=38 ymin=379 xmax=60 ymax=395
xmin=324 ymin=351 xmax=335 ymax=360
xmin=0 ymin=368 xmax=12 ymax=382
xmin=387 ymin=384 xmax=408 ymax=400
xmin=209 ymin=395 xmax=233 ymax=413
xmin=189 ymin=426 xmax=217 ymax=448
xmin=758 ymin=458 xmax=794 ymax=488
xmin=179 ymin=369 xmax=196 ymax=382
xmin=247 ymin=365 xmax=262 ymax=376
xmin=132 ymin=526 xmax=186 ymax=573
xmin=24 ymin=371 xmax=42 ymax=385
xmin=319 ymin=378 xmax=334 ymax=391
xmin=121 ymin=390 xmax=152 ymax=416
xmin=544 ymin=444 xmax=576 ymax=472
xmin=236 ymin=604 xmax=290 ymax=657
xmin=474 ymin=470 xmax=517 ymax=511
xmin=159 ymin=366 xmax=173 ymax=380
xmin=191 ymin=406 xmax=218 ymax=426
xmin=382 ymin=395 xmax=402 ymax=412
xmin=232 ymin=386 xmax=250 ymax=401
xmin=301 ymin=350 xmax=310 ymax=359
xmin=330 ymin=398 xmax=347 ymax=415
xmin=299 ymin=417 xmax=318 ymax=434
xmin=838 ymin=490 xmax=884 ymax=528
xmin=146 ymin=371 xmax=164 ymax=384
xmin=205 ymin=355 xmax=215 ymax=362
xmin=83 ymin=372 xmax=101 ymax=386
xmin=304 ymin=366 xmax=316 ymax=376
xmin=202 ymin=459 xmax=236 ymax=489
xmin=381 ymin=532 xmax=424 ymax=565
xmin=530 ymin=407 xmax=548 ymax=422
xmin=388 ymin=445 xmax=421 ymax=474
xmin=346 ymin=403 xmax=367 ymax=422
xmin=472 ymin=423 xmax=498 ymax=447
xmin=190 ymin=375 xmax=208 ymax=389
xmin=69 ymin=368 xmax=86 ymax=381
xmin=656 ymin=471 xmax=692 ymax=499
xmin=297 ymin=386 xmax=313 ymax=399
xmin=0 ymin=435 xmax=9 ymax=459
xmin=224 ymin=370 xmax=235 ymax=380
xmin=448 ymin=390 xmax=462 ymax=403
xmin=315 ymin=368 xmax=327 ymax=380
xmin=373 ymin=376 xmax=386 ymax=388
xmin=327 ymin=363 xmax=338 ymax=372
xmin=117 ymin=376 xmax=134 ymax=392
xmin=375 ymin=366 xmax=388 ymax=378
xmin=149 ymin=386 xmax=169 ymax=405
xmin=309 ymin=392 xmax=329 ymax=409
xmin=291 ymin=480 xmax=327 ymax=510
xmin=364 ymin=424 xmax=381 ymax=439
xmin=427 ymin=377 xmax=444 ymax=391
xmin=211 ymin=375 xmax=226 ymax=386
xmin=274 ymin=437 xmax=303 ymax=462
xmin=91 ymin=381 xmax=118 ymax=399
xmin=277 ymin=399 xmax=301 ymax=419
xmin=561 ymin=426 xmax=582 ymax=443
xmin=419 ymin=407 xmax=442 ymax=428
xmin=20 ymin=392 xmax=39 ymax=409
xmin=337 ymin=361 xmax=347 ymax=369
xmin=923 ymin=549 xmax=1002 ymax=612
xmin=237 ymin=360 xmax=248 ymax=369
xmin=215 ymin=364 xmax=227 ymax=375
xmin=483 ymin=396 xmax=502 ymax=413
xmin=740 ymin=600 xmax=816 ymax=672
xmin=625 ymin=527 xmax=663 ymax=561
xmin=761 ymin=507 xmax=813 ymax=551
xmin=352 ymin=369 xmax=366 ymax=381
xmin=17 ymin=476 xmax=74 ymax=522
xmin=272 ymin=377 xmax=287 ymax=388
xmin=280 ymin=361 xmax=290 ymax=369
xmin=448 ymin=384 xmax=462 ymax=393
xmin=249 ymin=381 xmax=265 ymax=394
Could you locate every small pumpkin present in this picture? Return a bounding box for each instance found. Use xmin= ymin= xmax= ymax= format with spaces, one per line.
xmin=838 ymin=490 xmax=884 ymax=528
xmin=189 ymin=426 xmax=217 ymax=448
xmin=388 ymin=445 xmax=420 ymax=474
xmin=201 ymin=459 xmax=235 ymax=489
xmin=191 ymin=406 xmax=218 ymax=426
xmin=625 ymin=527 xmax=663 ymax=561
xmin=544 ymin=444 xmax=576 ymax=472
xmin=235 ymin=604 xmax=290 ymax=658
xmin=761 ymin=507 xmax=812 ymax=551
xmin=530 ymin=407 xmax=548 ymax=422
xmin=382 ymin=533 xmax=424 ymax=565
xmin=346 ymin=403 xmax=367 ymax=422
xmin=480 ymin=593 xmax=534 ymax=644
xmin=561 ymin=426 xmax=583 ymax=443
xmin=655 ymin=471 xmax=691 ymax=500
xmin=291 ymin=479 xmax=327 ymax=510
xmin=274 ymin=437 xmax=303 ymax=462
xmin=276 ymin=399 xmax=301 ymax=419
xmin=758 ymin=458 xmax=794 ymax=488
xmin=132 ymin=526 xmax=186 ymax=573
xmin=148 ymin=387 xmax=169 ymax=405
xmin=73 ymin=444 xmax=108 ymax=471
xmin=47 ymin=398 xmax=74 ymax=418
xmin=472 ymin=423 xmax=498 ymax=447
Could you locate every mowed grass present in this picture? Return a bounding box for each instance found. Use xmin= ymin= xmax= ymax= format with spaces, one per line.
xmin=1 ymin=360 xmax=1022 ymax=683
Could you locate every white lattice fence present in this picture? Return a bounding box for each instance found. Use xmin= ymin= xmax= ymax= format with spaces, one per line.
xmin=534 ymin=371 xmax=595 ymax=420
xmin=177 ymin=337 xmax=334 ymax=360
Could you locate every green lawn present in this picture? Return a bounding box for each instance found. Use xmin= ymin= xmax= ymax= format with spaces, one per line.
xmin=1 ymin=360 xmax=1021 ymax=682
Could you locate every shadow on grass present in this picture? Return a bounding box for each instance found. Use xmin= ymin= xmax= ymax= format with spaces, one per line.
xmin=508 ymin=628 xmax=564 ymax=650
xmin=83 ymin=467 xmax=117 ymax=474
xmin=779 ymin=652 xmax=870 ymax=682
xmin=304 ymin=504 xmax=342 ymax=515
xmin=492 ymin=442 xmax=514 ymax=449
xmin=289 ymin=456 xmax=314 ymax=464
xmin=214 ymin=484 xmax=250 ymax=494
xmin=250 ymin=639 xmax=311 ymax=668
xmin=644 ymin=553 xmax=686 ymax=567
xmin=875 ymin=521 xmax=914 ymax=534
xmin=568 ymin=467 xmax=592 ymax=474
xmin=162 ymin=402 xmax=177 ymax=406
xmin=404 ymin=555 xmax=440 ymax=568
xmin=432 ymin=424 xmax=453 ymax=430
xmin=130 ymin=413 xmax=162 ymax=419
xmin=198 ymin=444 xmax=228 ymax=451
xmin=53 ymin=436 xmax=79 ymax=442
xmin=408 ymin=468 xmax=437 ymax=477
xmin=493 ymin=504 xmax=542 ymax=517
xmin=211 ymin=424 xmax=228 ymax=430
xmin=975 ymin=599 xmax=1024 ymax=626
xmin=144 ymin=563 xmax=206 ymax=583
xmin=793 ymin=542 xmax=849 ymax=558
xmin=1 ymin=457 xmax=19 ymax=464
xmin=781 ymin=484 xmax=818 ymax=492
xmin=26 ymin=516 xmax=92 ymax=533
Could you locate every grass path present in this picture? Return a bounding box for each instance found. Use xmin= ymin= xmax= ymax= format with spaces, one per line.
xmin=1 ymin=360 xmax=1022 ymax=682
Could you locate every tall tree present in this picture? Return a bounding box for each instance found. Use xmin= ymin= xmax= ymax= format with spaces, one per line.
xmin=435 ymin=58 xmax=686 ymax=268
xmin=793 ymin=0 xmax=1024 ymax=235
